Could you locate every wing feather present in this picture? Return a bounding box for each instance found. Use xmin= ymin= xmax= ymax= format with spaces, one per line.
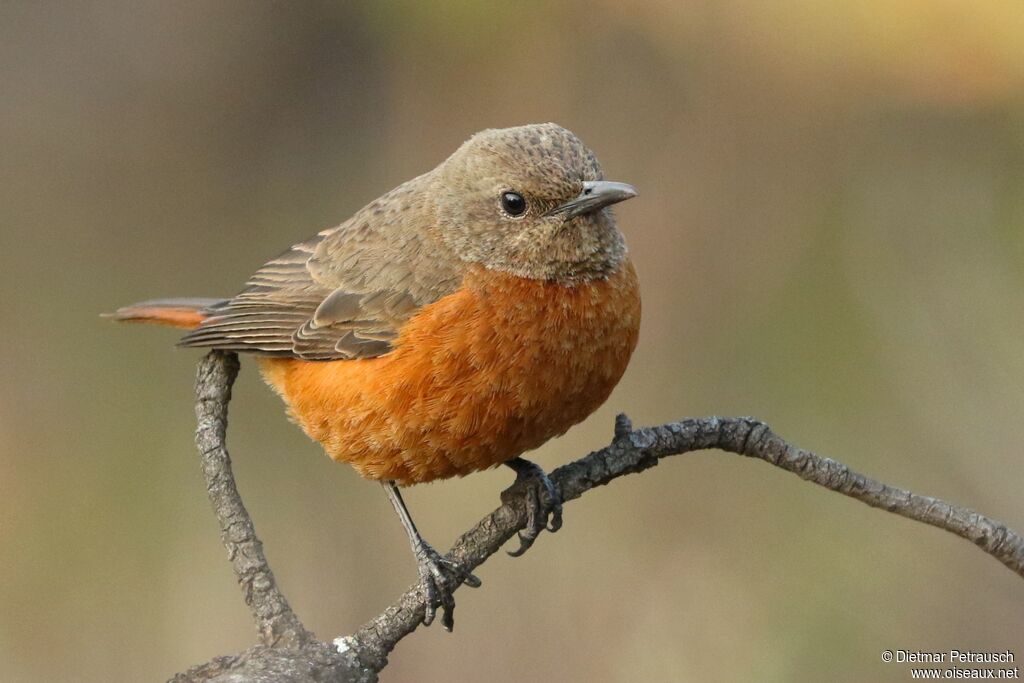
xmin=178 ymin=186 xmax=463 ymax=360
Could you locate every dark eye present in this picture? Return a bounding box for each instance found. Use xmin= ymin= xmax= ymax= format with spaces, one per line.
xmin=500 ymin=191 xmax=527 ymax=217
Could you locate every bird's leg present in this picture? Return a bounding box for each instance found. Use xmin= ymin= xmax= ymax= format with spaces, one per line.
xmin=381 ymin=481 xmax=481 ymax=631
xmin=502 ymin=457 xmax=563 ymax=557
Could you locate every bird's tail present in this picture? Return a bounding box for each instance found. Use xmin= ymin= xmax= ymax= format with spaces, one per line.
xmin=105 ymin=297 xmax=227 ymax=330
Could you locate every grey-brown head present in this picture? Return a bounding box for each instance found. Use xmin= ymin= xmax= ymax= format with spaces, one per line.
xmin=429 ymin=123 xmax=636 ymax=284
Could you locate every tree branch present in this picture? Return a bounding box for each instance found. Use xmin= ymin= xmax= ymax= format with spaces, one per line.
xmin=192 ymin=351 xmax=312 ymax=649
xmin=173 ymin=351 xmax=1024 ymax=683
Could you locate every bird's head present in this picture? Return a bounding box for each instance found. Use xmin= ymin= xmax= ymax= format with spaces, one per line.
xmin=431 ymin=123 xmax=636 ymax=284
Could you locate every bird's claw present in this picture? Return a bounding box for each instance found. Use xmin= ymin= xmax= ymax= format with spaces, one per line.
xmin=414 ymin=540 xmax=480 ymax=631
xmin=502 ymin=459 xmax=563 ymax=558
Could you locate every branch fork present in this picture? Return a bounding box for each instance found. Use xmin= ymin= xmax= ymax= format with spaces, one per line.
xmin=173 ymin=350 xmax=1024 ymax=682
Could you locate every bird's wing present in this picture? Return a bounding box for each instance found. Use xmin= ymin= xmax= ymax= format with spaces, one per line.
xmin=179 ymin=201 xmax=463 ymax=360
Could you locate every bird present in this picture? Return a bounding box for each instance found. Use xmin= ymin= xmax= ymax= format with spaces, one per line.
xmin=110 ymin=123 xmax=641 ymax=630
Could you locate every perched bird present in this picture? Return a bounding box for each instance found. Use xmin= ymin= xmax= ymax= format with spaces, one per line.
xmin=111 ymin=123 xmax=641 ymax=630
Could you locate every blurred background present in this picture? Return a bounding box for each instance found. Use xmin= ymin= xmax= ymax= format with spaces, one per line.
xmin=2 ymin=1 xmax=1023 ymax=681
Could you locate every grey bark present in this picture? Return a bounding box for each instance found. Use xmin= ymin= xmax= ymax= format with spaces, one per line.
xmin=172 ymin=351 xmax=1024 ymax=683
xmin=193 ymin=351 xmax=312 ymax=650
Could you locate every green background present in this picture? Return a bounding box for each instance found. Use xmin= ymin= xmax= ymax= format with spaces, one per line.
xmin=2 ymin=2 xmax=1022 ymax=680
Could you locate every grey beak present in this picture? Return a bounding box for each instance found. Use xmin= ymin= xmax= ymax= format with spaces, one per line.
xmin=545 ymin=180 xmax=638 ymax=220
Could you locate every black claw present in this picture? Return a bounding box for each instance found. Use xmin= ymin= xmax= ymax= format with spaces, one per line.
xmin=413 ymin=541 xmax=481 ymax=631
xmin=547 ymin=505 xmax=563 ymax=533
xmin=507 ymin=529 xmax=537 ymax=558
xmin=503 ymin=457 xmax=563 ymax=557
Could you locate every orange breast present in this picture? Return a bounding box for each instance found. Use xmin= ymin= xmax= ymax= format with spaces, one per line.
xmin=258 ymin=260 xmax=641 ymax=484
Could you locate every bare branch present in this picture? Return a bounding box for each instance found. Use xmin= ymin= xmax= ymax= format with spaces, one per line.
xmin=193 ymin=350 xmax=312 ymax=650
xmin=174 ymin=351 xmax=1024 ymax=683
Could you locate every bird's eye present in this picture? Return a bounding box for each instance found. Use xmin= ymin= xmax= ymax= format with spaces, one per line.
xmin=500 ymin=191 xmax=527 ymax=217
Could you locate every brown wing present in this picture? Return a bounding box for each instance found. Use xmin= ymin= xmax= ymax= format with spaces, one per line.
xmin=179 ymin=185 xmax=464 ymax=360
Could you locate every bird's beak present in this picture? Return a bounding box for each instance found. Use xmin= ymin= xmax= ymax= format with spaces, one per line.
xmin=545 ymin=180 xmax=638 ymax=220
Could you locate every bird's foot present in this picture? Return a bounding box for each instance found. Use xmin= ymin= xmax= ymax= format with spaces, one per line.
xmin=413 ymin=539 xmax=481 ymax=631
xmin=502 ymin=457 xmax=563 ymax=558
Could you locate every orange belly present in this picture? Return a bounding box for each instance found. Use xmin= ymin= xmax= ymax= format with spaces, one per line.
xmin=258 ymin=260 xmax=641 ymax=485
